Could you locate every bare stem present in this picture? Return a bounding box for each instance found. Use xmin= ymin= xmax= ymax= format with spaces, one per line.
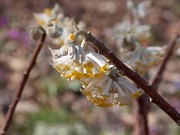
xmin=134 ymin=94 xmax=150 ymax=135
xmin=151 ymin=23 xmax=180 ymax=88
xmin=0 ymin=27 xmax=46 ymax=135
xmin=134 ymin=20 xmax=180 ymax=135
xmin=74 ymin=30 xmax=180 ymax=126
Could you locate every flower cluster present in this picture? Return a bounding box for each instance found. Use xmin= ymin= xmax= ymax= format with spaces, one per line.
xmin=50 ymin=34 xmax=141 ymax=107
xmin=34 ymin=4 xmax=142 ymax=107
xmin=107 ymin=18 xmax=151 ymax=46
xmin=108 ymin=22 xmax=165 ymax=75
xmin=121 ymin=42 xmax=165 ymax=74
xmin=107 ymin=0 xmax=166 ymax=75
xmin=34 ymin=4 xmax=84 ymax=46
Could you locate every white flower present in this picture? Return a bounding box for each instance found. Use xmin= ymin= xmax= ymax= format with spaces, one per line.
xmin=33 ymin=4 xmax=71 ymax=45
xmin=50 ymin=39 xmax=110 ymax=81
xmin=121 ymin=44 xmax=166 ymax=74
xmin=81 ymin=67 xmax=141 ymax=107
xmin=50 ymin=34 xmax=141 ymax=107
xmin=34 ymin=4 xmax=63 ymax=27
xmin=107 ymin=18 xmax=151 ymax=46
xmin=110 ymin=23 xmax=165 ymax=75
xmin=34 ymin=4 xmax=85 ymax=46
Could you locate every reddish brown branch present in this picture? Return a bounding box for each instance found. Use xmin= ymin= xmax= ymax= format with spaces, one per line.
xmin=0 ymin=27 xmax=46 ymax=135
xmin=74 ymin=30 xmax=180 ymax=126
xmin=134 ymin=94 xmax=150 ymax=135
xmin=134 ymin=21 xmax=180 ymax=135
xmin=151 ymin=25 xmax=180 ymax=89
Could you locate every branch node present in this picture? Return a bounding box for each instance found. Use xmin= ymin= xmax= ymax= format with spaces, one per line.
xmin=108 ymin=50 xmax=113 ymax=54
xmin=146 ymin=82 xmax=152 ymax=87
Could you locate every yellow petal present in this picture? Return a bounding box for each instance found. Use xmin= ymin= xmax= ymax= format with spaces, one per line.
xmin=69 ymin=34 xmax=75 ymax=41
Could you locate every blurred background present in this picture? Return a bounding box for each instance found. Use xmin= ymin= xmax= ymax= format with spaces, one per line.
xmin=0 ymin=0 xmax=180 ymax=135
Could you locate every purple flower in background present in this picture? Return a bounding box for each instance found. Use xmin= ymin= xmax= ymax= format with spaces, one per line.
xmin=8 ymin=29 xmax=21 ymax=39
xmin=0 ymin=16 xmax=8 ymax=26
xmin=8 ymin=29 xmax=31 ymax=47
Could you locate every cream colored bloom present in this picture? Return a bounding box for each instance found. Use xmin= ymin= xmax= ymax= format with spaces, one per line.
xmin=34 ymin=4 xmax=85 ymax=46
xmin=33 ymin=4 xmax=72 ymax=45
xmin=34 ymin=4 xmax=63 ymax=27
xmin=111 ymin=29 xmax=166 ymax=75
xmin=50 ymin=41 xmax=110 ymax=81
xmin=81 ymin=67 xmax=141 ymax=107
xmin=121 ymin=43 xmax=166 ymax=74
xmin=50 ymin=34 xmax=141 ymax=107
xmin=108 ymin=18 xmax=151 ymax=45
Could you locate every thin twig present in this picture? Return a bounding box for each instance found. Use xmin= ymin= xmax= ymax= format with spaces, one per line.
xmin=0 ymin=27 xmax=46 ymax=135
xmin=134 ymin=93 xmax=150 ymax=135
xmin=134 ymin=20 xmax=180 ymax=135
xmin=74 ymin=30 xmax=180 ymax=126
xmin=151 ymin=23 xmax=180 ymax=89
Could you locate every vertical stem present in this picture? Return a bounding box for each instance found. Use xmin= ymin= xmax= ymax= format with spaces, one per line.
xmin=151 ymin=33 xmax=180 ymax=88
xmin=134 ymin=20 xmax=180 ymax=135
xmin=0 ymin=27 xmax=46 ymax=135
xmin=134 ymin=94 xmax=150 ymax=135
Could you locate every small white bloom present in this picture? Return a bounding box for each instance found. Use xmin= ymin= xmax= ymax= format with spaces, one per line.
xmin=107 ymin=18 xmax=151 ymax=46
xmin=34 ymin=4 xmax=63 ymax=27
xmin=121 ymin=44 xmax=166 ymax=74
xmin=34 ymin=4 xmax=85 ymax=46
